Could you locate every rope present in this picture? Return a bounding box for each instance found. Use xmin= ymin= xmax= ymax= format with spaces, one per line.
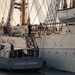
xmin=28 ymin=0 xmax=34 ymax=16
xmin=0 ymin=1 xmax=4 ymax=16
xmin=3 ymin=0 xmax=7 ymax=17
xmin=34 ymin=0 xmax=45 ymax=23
xmin=3 ymin=0 xmax=16 ymax=25
xmin=44 ymin=0 xmax=51 ymax=24
xmin=32 ymin=0 xmax=45 ymax=24
xmin=43 ymin=0 xmax=47 ymax=10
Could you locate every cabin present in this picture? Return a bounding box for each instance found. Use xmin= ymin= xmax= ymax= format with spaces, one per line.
xmin=0 ymin=47 xmax=38 ymax=59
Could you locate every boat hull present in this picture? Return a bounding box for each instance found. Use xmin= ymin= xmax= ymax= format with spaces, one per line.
xmin=0 ymin=57 xmax=43 ymax=71
xmin=39 ymin=48 xmax=75 ymax=72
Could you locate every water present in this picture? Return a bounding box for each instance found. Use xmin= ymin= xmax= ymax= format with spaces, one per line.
xmin=0 ymin=68 xmax=75 ymax=75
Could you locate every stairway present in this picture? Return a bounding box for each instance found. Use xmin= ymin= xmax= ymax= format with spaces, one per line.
xmin=25 ymin=36 xmax=37 ymax=49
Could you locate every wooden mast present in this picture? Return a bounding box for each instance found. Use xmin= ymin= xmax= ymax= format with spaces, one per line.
xmin=73 ymin=0 xmax=75 ymax=7
xmin=22 ymin=0 xmax=26 ymax=25
xmin=22 ymin=0 xmax=31 ymax=26
xmin=63 ymin=0 xmax=67 ymax=9
xmin=15 ymin=0 xmax=28 ymax=26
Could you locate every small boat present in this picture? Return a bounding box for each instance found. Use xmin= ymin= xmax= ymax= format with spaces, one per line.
xmin=58 ymin=0 xmax=75 ymax=23
xmin=0 ymin=0 xmax=43 ymax=72
xmin=0 ymin=43 xmax=43 ymax=72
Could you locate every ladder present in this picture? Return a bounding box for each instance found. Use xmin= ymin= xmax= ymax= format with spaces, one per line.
xmin=25 ymin=36 xmax=37 ymax=49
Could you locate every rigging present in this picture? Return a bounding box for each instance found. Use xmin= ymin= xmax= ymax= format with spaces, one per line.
xmin=34 ymin=0 xmax=45 ymax=23
xmin=3 ymin=0 xmax=7 ymax=18
xmin=28 ymin=0 xmax=34 ymax=17
xmin=32 ymin=0 xmax=45 ymax=24
xmin=44 ymin=0 xmax=60 ymax=25
xmin=3 ymin=0 xmax=16 ymax=25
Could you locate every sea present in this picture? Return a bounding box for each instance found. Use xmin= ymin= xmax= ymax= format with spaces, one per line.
xmin=0 ymin=68 xmax=75 ymax=75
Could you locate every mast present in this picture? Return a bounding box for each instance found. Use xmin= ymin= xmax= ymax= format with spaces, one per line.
xmin=22 ymin=0 xmax=26 ymax=25
xmin=63 ymin=0 xmax=67 ymax=9
xmin=73 ymin=0 xmax=75 ymax=7
xmin=15 ymin=0 xmax=28 ymax=26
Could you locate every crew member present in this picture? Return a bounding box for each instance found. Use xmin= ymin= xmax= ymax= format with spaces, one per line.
xmin=36 ymin=46 xmax=39 ymax=57
xmin=28 ymin=23 xmax=32 ymax=36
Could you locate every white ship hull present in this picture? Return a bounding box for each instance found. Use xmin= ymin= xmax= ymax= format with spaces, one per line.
xmin=36 ymin=25 xmax=75 ymax=72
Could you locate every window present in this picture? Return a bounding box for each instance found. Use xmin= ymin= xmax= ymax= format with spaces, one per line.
xmin=48 ymin=51 xmax=50 ymax=54
xmin=14 ymin=28 xmax=17 ymax=30
xmin=73 ymin=52 xmax=75 ymax=55
xmin=1 ymin=51 xmax=3 ymax=57
xmin=43 ymin=51 xmax=44 ymax=53
xmin=56 ymin=51 xmax=58 ymax=54
xmin=23 ymin=50 xmax=28 ymax=54
xmin=5 ymin=51 xmax=9 ymax=58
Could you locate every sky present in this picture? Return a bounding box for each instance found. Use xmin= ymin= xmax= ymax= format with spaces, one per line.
xmin=0 ymin=0 xmax=50 ymax=26
xmin=0 ymin=0 xmax=71 ymax=26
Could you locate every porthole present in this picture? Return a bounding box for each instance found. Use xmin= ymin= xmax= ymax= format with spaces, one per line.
xmin=56 ymin=51 xmax=58 ymax=54
xmin=65 ymin=52 xmax=67 ymax=54
xmin=43 ymin=51 xmax=44 ymax=53
xmin=73 ymin=52 xmax=75 ymax=55
xmin=48 ymin=51 xmax=50 ymax=54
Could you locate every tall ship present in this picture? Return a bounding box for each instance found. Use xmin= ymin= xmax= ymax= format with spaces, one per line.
xmin=9 ymin=0 xmax=75 ymax=72
xmin=36 ymin=0 xmax=75 ymax=72
xmin=1 ymin=0 xmax=75 ymax=72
